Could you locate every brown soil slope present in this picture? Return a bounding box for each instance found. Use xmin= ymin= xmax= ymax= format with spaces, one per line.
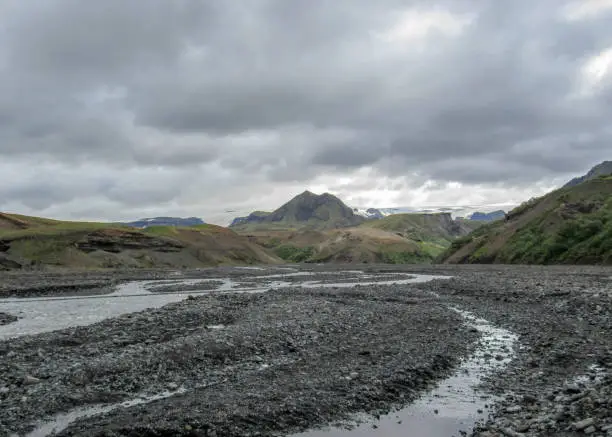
xmin=0 ymin=214 xmax=281 ymax=270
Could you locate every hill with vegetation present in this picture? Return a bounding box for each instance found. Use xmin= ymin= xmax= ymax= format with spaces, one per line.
xmin=360 ymin=212 xmax=479 ymax=244
xmin=439 ymin=176 xmax=612 ymax=264
xmin=245 ymin=227 xmax=435 ymax=264
xmin=241 ymin=212 xmax=480 ymax=264
xmin=229 ymin=191 xmax=365 ymax=231
xmin=0 ymin=213 xmax=281 ymax=270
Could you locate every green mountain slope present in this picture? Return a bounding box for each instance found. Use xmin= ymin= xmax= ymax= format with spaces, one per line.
xmin=440 ymin=177 xmax=612 ymax=264
xmin=360 ymin=212 xmax=480 ymax=254
xmin=245 ymin=227 xmax=435 ymax=264
xmin=230 ymin=191 xmax=365 ymax=231
xmin=242 ymin=212 xmax=481 ymax=264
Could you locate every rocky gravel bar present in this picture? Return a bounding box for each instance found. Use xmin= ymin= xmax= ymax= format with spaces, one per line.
xmin=0 ymin=264 xmax=610 ymax=437
xmin=411 ymin=264 xmax=612 ymax=437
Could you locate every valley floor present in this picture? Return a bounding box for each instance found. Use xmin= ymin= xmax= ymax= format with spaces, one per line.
xmin=0 ymin=265 xmax=610 ymax=437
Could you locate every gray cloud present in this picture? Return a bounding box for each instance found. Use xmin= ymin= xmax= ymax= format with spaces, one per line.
xmin=0 ymin=0 xmax=611 ymax=221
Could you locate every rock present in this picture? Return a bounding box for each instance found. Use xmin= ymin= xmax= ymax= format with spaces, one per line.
xmin=500 ymin=427 xmax=525 ymax=437
xmin=167 ymin=382 xmax=179 ymax=390
xmin=506 ymin=406 xmax=522 ymax=413
xmin=584 ymin=425 xmax=596 ymax=434
xmin=573 ymin=418 xmax=596 ymax=431
xmin=522 ymin=394 xmax=538 ymax=404
xmin=23 ymin=375 xmax=40 ymax=385
xmin=516 ymin=422 xmax=531 ymax=432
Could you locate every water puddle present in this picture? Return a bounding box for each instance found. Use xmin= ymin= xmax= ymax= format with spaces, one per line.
xmin=25 ymin=388 xmax=188 ymax=437
xmin=292 ymin=310 xmax=518 ymax=437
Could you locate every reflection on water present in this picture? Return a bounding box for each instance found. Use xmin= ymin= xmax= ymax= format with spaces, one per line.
xmin=292 ymin=310 xmax=518 ymax=437
xmin=0 ymin=281 xmax=197 ymax=340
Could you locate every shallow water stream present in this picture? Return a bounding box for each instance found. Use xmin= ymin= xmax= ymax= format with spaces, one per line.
xmin=0 ymin=272 xmax=444 ymax=340
xmin=292 ymin=310 xmax=517 ymax=437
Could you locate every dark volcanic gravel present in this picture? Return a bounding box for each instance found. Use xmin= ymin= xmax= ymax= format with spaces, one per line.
xmin=0 ymin=280 xmax=476 ymax=437
xmin=413 ymin=265 xmax=612 ymax=437
xmin=0 ymin=265 xmax=610 ymax=437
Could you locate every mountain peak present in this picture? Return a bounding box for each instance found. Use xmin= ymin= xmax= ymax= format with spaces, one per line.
xmin=564 ymin=160 xmax=612 ymax=188
xmin=230 ymin=191 xmax=364 ymax=230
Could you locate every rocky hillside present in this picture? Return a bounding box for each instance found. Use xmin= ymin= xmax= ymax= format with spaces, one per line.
xmin=564 ymin=160 xmax=612 ymax=188
xmin=0 ymin=214 xmax=281 ymax=270
xmin=439 ymin=176 xmax=612 ymax=264
xmin=230 ymin=191 xmax=365 ymax=231
xmin=229 ymin=211 xmax=271 ymax=227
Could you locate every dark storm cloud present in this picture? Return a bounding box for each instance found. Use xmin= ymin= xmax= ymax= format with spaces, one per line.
xmin=0 ymin=0 xmax=611 ymax=217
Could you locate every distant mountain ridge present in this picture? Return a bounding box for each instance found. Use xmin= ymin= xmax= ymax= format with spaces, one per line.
xmin=230 ymin=211 xmax=271 ymax=227
xmin=564 ymin=161 xmax=612 ymax=188
xmin=468 ymin=210 xmax=506 ymax=221
xmin=353 ymin=208 xmax=384 ymax=219
xmin=230 ymin=191 xmax=365 ymax=230
xmin=120 ymin=217 xmax=205 ymax=228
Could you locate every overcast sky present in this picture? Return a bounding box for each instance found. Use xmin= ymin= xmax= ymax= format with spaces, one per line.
xmin=1 ymin=0 xmax=611 ymax=224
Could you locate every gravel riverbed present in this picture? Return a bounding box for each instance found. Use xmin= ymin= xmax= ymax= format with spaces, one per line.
xmin=0 ymin=265 xmax=610 ymax=437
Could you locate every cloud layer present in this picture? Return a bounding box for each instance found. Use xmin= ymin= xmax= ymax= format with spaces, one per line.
xmin=1 ymin=0 xmax=611 ymax=223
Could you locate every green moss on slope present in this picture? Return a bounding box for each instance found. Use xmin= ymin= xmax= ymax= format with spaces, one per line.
xmin=440 ymin=178 xmax=612 ymax=265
